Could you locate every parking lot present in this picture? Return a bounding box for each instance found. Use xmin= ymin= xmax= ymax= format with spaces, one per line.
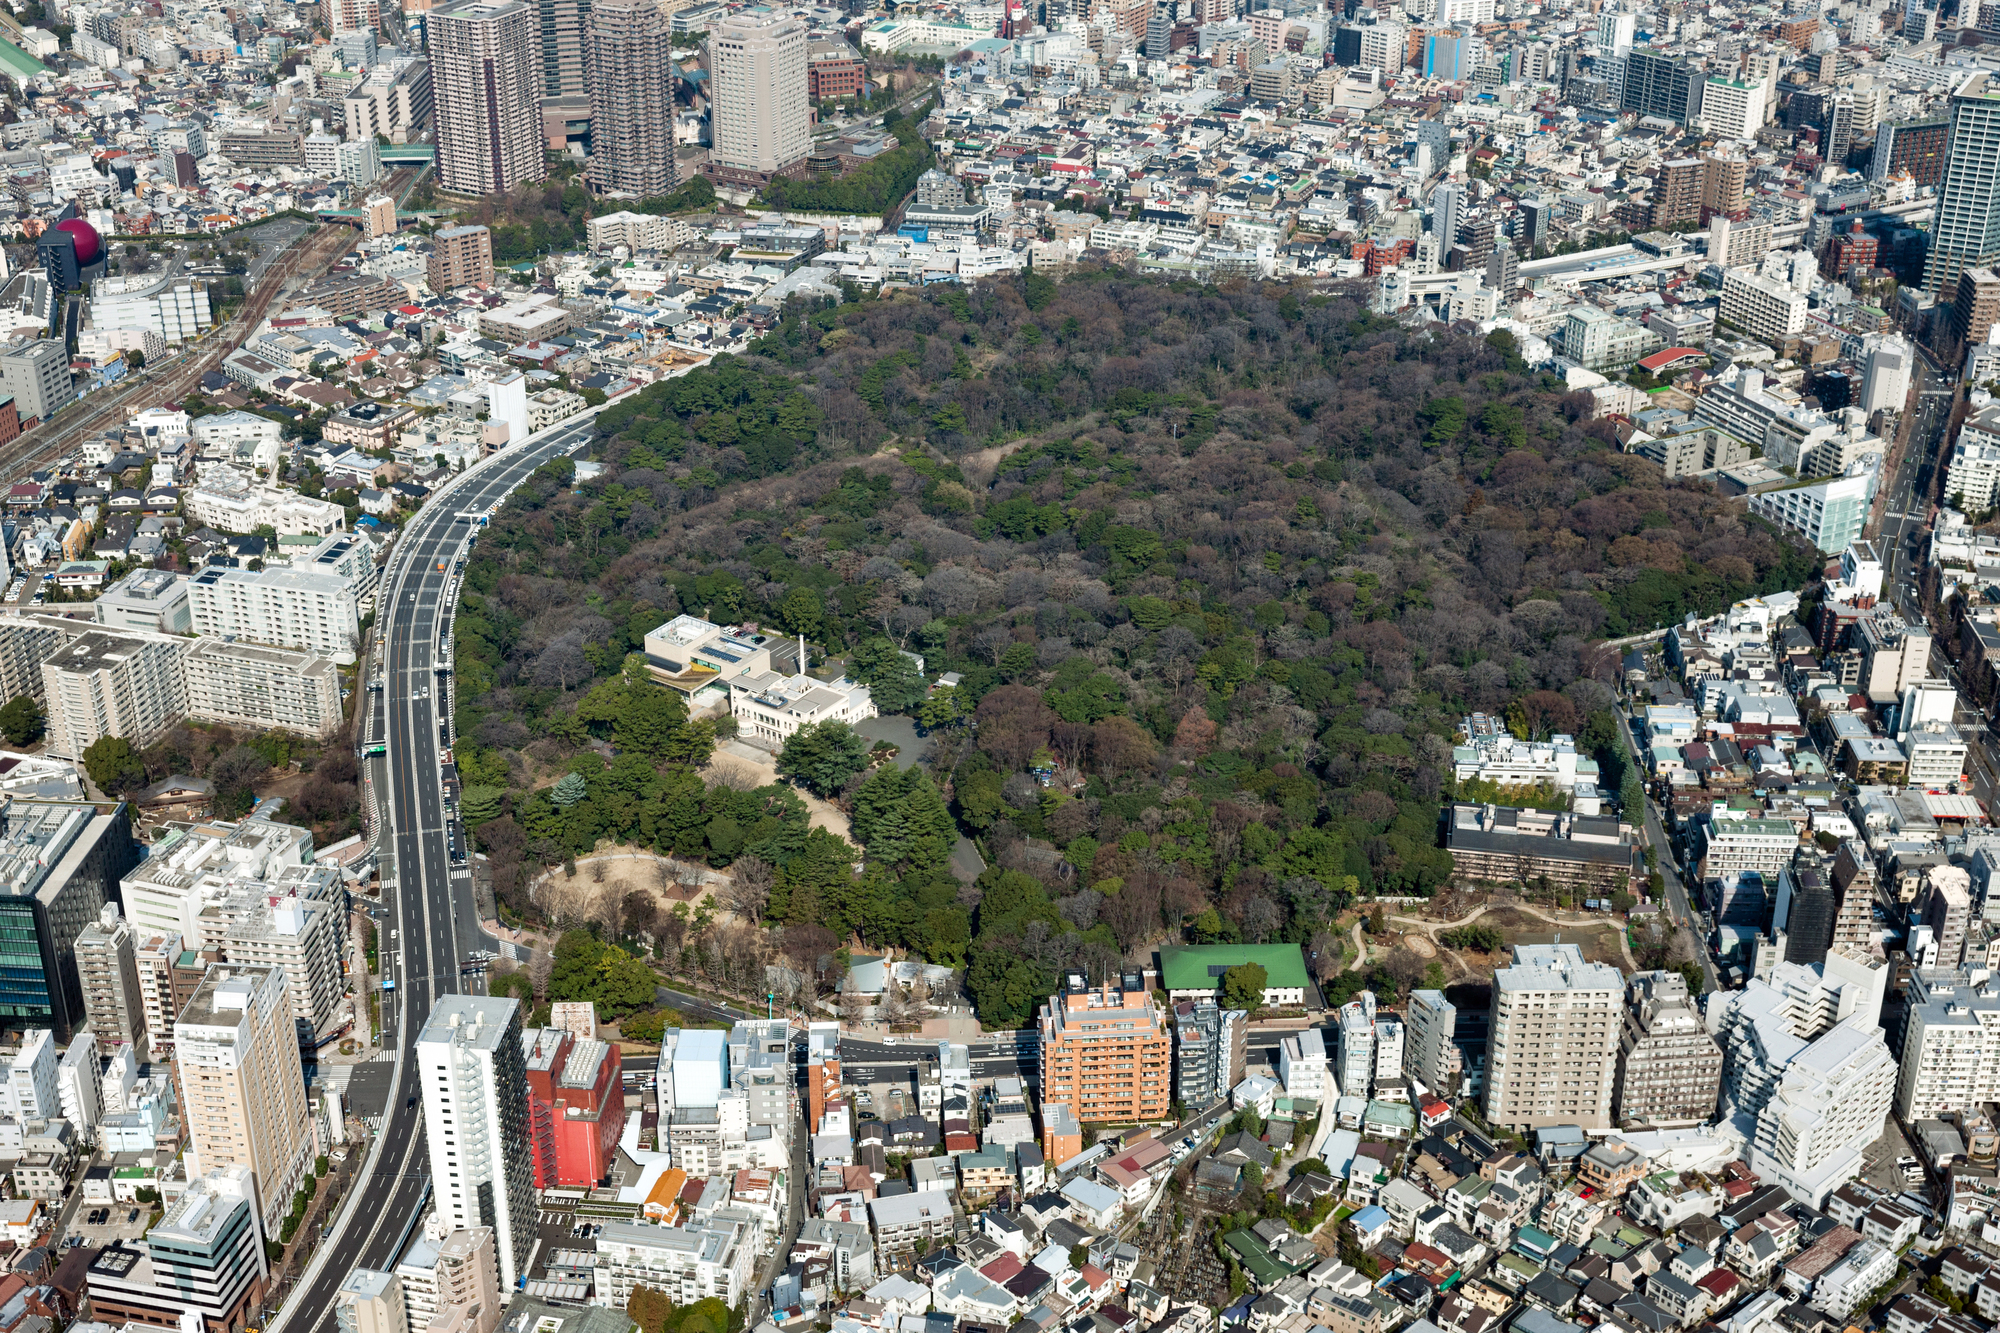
xmin=1858 ymin=1114 xmax=1923 ymax=1193
xmin=61 ymin=1200 xmax=157 ymax=1254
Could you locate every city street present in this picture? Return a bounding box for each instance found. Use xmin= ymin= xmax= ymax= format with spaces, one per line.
xmin=1615 ymin=702 xmax=1720 ymax=992
xmin=1883 ymin=344 xmax=1955 ymax=613
xmin=836 ymin=1034 xmax=1039 ymax=1085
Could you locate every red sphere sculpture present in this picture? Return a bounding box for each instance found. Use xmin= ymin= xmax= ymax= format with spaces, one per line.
xmin=54 ymin=218 xmax=101 ymax=264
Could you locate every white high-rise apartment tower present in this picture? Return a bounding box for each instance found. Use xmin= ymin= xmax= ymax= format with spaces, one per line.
xmin=708 ymin=9 xmax=810 ymax=183
xmin=416 ymin=997 xmax=535 ymax=1290
xmin=429 ymin=0 xmax=546 ymax=196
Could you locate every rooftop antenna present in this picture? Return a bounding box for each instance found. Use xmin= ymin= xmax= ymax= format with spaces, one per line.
xmin=799 ymin=632 xmax=807 ymax=674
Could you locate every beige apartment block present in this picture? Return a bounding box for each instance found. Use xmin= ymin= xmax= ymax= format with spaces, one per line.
xmin=428 ymin=224 xmax=494 ymax=293
xmin=1485 ymin=943 xmax=1624 ymax=1131
xmin=176 ymin=965 xmax=313 ymax=1232
xmin=75 ymin=904 xmax=146 ymax=1051
xmin=184 ymin=638 xmax=344 ymax=739
xmin=39 ymin=629 xmax=188 ymax=759
xmin=708 ymin=9 xmax=809 ymax=186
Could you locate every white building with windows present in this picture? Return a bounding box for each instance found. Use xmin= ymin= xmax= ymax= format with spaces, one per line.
xmin=1903 ymin=721 xmax=1969 ymax=788
xmin=1721 ymin=269 xmax=1808 ymax=343
xmin=90 ymin=270 xmax=213 ymax=344
xmin=728 ymin=670 xmax=876 ymax=745
xmin=1747 ymin=463 xmax=1879 ymax=554
xmin=1949 ymin=400 xmax=2000 ymax=511
xmin=1701 ymin=74 xmax=1769 ymax=141
xmin=1711 ymin=956 xmax=1894 ymax=1205
xmin=1453 ymin=713 xmax=1593 ymax=791
xmin=593 ymin=1215 xmax=762 ymax=1309
xmin=415 ymin=997 xmax=534 ymax=1290
xmin=1279 ymin=1029 xmax=1328 ymax=1101
xmin=1693 ymin=808 xmax=1800 ymax=877
xmin=187 ymin=565 xmax=362 ymax=664
xmin=1895 ymin=976 xmax=2000 ymax=1120
xmin=1336 ymin=992 xmax=1377 ymax=1099
xmin=184 ymin=639 xmax=345 ymax=738
xmin=185 ymin=470 xmax=346 ymax=536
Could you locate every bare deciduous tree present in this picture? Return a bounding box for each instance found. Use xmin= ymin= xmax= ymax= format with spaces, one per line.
xmin=725 ymin=855 xmax=775 ymax=921
xmin=528 ymin=947 xmax=553 ymax=1002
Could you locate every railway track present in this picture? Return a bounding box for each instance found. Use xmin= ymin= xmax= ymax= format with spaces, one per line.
xmin=0 ymin=200 xmax=383 ymax=485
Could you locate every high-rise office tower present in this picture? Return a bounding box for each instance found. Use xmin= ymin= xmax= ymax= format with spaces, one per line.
xmin=709 ymin=9 xmax=810 ymax=186
xmin=417 ymin=997 xmax=534 ymax=1290
xmin=429 ymin=0 xmax=546 ymax=197
xmin=585 ymin=0 xmax=677 ymax=197
xmin=538 ymin=0 xmax=589 ymax=98
xmin=75 ymin=904 xmax=144 ymax=1051
xmin=176 ymin=965 xmax=313 ymax=1233
xmin=1485 ymin=944 xmax=1624 ymax=1131
xmin=1927 ymin=72 xmax=2000 ymax=299
xmin=1613 ymin=971 xmax=1724 ymax=1129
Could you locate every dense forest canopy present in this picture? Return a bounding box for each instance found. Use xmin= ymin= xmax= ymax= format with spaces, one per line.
xmin=451 ymin=269 xmax=1817 ymax=1025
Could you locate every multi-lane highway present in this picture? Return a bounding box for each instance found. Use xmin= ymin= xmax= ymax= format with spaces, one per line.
xmin=273 ymin=416 xmax=599 ymax=1333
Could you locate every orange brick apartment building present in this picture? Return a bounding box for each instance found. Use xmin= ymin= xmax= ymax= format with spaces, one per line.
xmin=1037 ymin=977 xmax=1171 ymax=1126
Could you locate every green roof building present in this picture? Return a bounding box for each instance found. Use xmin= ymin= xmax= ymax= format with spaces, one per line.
xmin=0 ymin=40 xmax=48 ymax=81
xmin=1159 ymin=944 xmax=1312 ymax=1008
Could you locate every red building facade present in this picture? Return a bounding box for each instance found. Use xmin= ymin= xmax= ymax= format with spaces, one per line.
xmin=525 ymin=1028 xmax=624 ymax=1188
